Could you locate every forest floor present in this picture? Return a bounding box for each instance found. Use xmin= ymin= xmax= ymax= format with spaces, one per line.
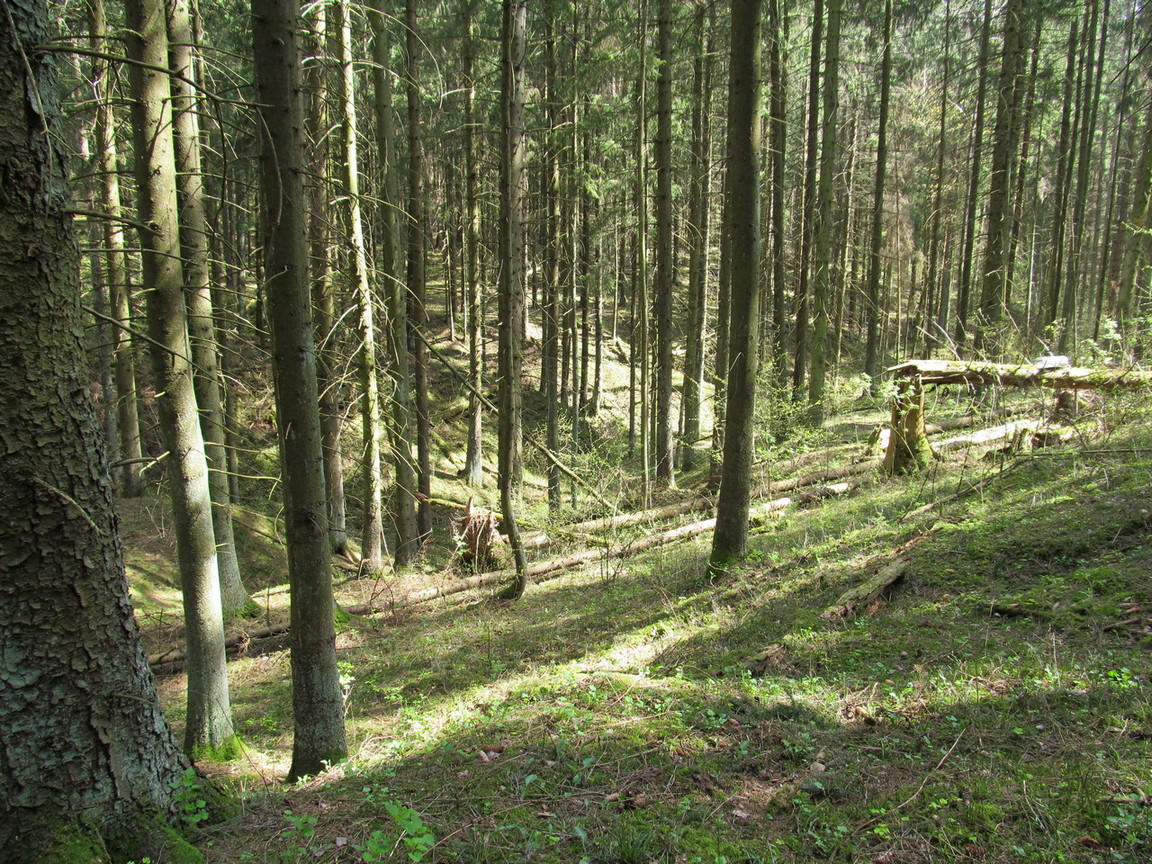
xmin=117 ymin=326 xmax=1152 ymax=864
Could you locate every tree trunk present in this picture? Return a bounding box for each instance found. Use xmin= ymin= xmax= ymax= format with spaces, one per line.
xmin=792 ymin=0 xmax=823 ymax=397
xmin=407 ymin=0 xmax=433 ymax=541
xmin=955 ymin=0 xmax=993 ymax=348
xmin=167 ymin=0 xmax=249 ymax=615
xmin=710 ymin=0 xmax=763 ymax=575
xmin=807 ymin=0 xmax=841 ymax=423
xmin=305 ymin=1 xmax=349 ymax=555
xmin=975 ymin=0 xmax=1028 ymax=354
xmin=0 ymin=0 xmax=195 ymax=852
xmin=335 ymin=0 xmax=387 ymax=572
xmin=126 ymin=0 xmax=234 ymax=756
xmin=498 ymin=0 xmax=530 ymax=599
xmin=369 ymin=3 xmax=420 ymax=567
xmin=462 ymin=0 xmax=485 ymax=488
xmin=653 ymin=0 xmax=676 ymax=487
xmin=87 ymin=0 xmax=144 ymax=499
xmin=252 ymin=0 xmax=348 ymax=779
xmin=863 ymin=0 xmax=892 ymax=390
xmin=680 ymin=1 xmax=713 ymax=472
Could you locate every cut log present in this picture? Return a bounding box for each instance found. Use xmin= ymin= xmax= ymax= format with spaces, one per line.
xmin=821 ymin=557 xmax=910 ymax=621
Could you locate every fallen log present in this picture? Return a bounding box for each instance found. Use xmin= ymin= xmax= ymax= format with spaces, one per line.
xmin=347 ymin=480 xmax=871 ymax=613
xmin=889 ymin=359 xmax=1152 ymax=392
xmin=821 ymin=557 xmax=910 ymax=621
xmin=520 ymin=462 xmax=873 ymax=552
xmin=149 ymin=622 xmax=289 ymax=666
xmin=936 ymin=421 xmax=1028 ymax=451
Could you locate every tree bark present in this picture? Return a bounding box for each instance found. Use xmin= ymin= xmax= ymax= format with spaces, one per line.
xmin=807 ymin=0 xmax=842 ymax=422
xmin=498 ymin=0 xmax=530 ymax=599
xmin=252 ymin=0 xmax=348 ymax=778
xmin=462 ymin=0 xmax=485 ymax=488
xmin=167 ymin=0 xmax=249 ymax=615
xmin=335 ymin=0 xmax=387 ymax=572
xmin=0 ymin=0 xmax=195 ymax=851
xmin=126 ymin=0 xmax=234 ymax=756
xmin=87 ymin=0 xmax=145 ymax=499
xmin=653 ymin=0 xmax=676 ymax=487
xmin=710 ymin=0 xmax=763 ymax=575
xmin=407 ymin=0 xmax=433 ymax=541
xmin=863 ymin=0 xmax=892 ymax=390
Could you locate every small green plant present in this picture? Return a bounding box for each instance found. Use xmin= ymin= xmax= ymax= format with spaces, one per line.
xmin=281 ymin=809 xmax=320 ymax=864
xmin=356 ymin=801 xmax=435 ymax=863
xmin=173 ymin=767 xmax=210 ymax=830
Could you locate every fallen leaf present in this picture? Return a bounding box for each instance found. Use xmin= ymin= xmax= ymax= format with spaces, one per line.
xmin=1076 ymin=837 xmax=1104 ymax=849
xmin=732 ymin=808 xmax=751 ymax=819
xmin=536 ymin=810 xmax=554 ymax=819
xmin=477 ymin=750 xmax=490 ymax=763
xmin=334 ymin=838 xmax=348 ymax=847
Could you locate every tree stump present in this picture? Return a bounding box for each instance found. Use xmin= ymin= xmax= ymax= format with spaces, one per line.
xmin=883 ymin=375 xmax=934 ymax=474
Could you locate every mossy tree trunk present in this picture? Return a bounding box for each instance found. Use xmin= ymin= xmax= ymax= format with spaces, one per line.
xmin=0 ymin=0 xmax=199 ymax=857
xmin=125 ymin=0 xmax=234 ymax=757
xmin=251 ymin=0 xmax=348 ymax=779
xmin=882 ymin=377 xmax=933 ymax=475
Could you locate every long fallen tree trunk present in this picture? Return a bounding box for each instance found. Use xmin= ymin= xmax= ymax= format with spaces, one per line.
xmin=889 ymin=359 xmax=1152 ymax=391
xmin=346 ymin=480 xmax=871 ymax=614
xmin=521 ymin=462 xmax=873 ymax=552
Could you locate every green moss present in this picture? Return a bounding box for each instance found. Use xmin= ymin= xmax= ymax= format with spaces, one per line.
xmin=191 ymin=735 xmax=246 ymax=765
xmin=104 ymin=811 xmax=204 ymax=864
xmin=7 ymin=821 xmax=110 ymax=864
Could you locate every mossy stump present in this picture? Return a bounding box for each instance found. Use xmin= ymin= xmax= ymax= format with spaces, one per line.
xmin=882 ymin=375 xmax=934 ymax=475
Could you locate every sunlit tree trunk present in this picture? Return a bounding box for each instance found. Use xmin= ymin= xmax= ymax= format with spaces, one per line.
xmin=407 ymin=0 xmax=433 ymax=541
xmin=498 ymin=0 xmax=530 ymax=599
xmin=370 ymin=2 xmax=420 ymax=566
xmin=167 ymin=0 xmax=249 ymax=615
xmin=335 ymin=0 xmax=387 ymax=572
xmin=710 ymin=0 xmax=763 ymax=575
xmin=126 ymin=0 xmax=233 ymax=755
xmin=462 ymin=0 xmax=485 ymax=488
xmin=807 ymin=0 xmax=841 ymax=423
xmin=653 ymin=0 xmax=676 ymax=487
xmin=863 ymin=0 xmax=892 ymax=389
xmin=305 ymin=2 xmax=349 ymax=555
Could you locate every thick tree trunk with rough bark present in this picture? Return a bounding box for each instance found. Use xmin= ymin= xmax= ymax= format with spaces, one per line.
xmin=252 ymin=0 xmax=348 ymax=779
xmin=0 ymin=3 xmax=196 ymax=855
xmin=462 ymin=0 xmax=485 ymax=489
xmin=710 ymin=0 xmax=763 ymax=575
xmin=126 ymin=0 xmax=234 ymax=757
